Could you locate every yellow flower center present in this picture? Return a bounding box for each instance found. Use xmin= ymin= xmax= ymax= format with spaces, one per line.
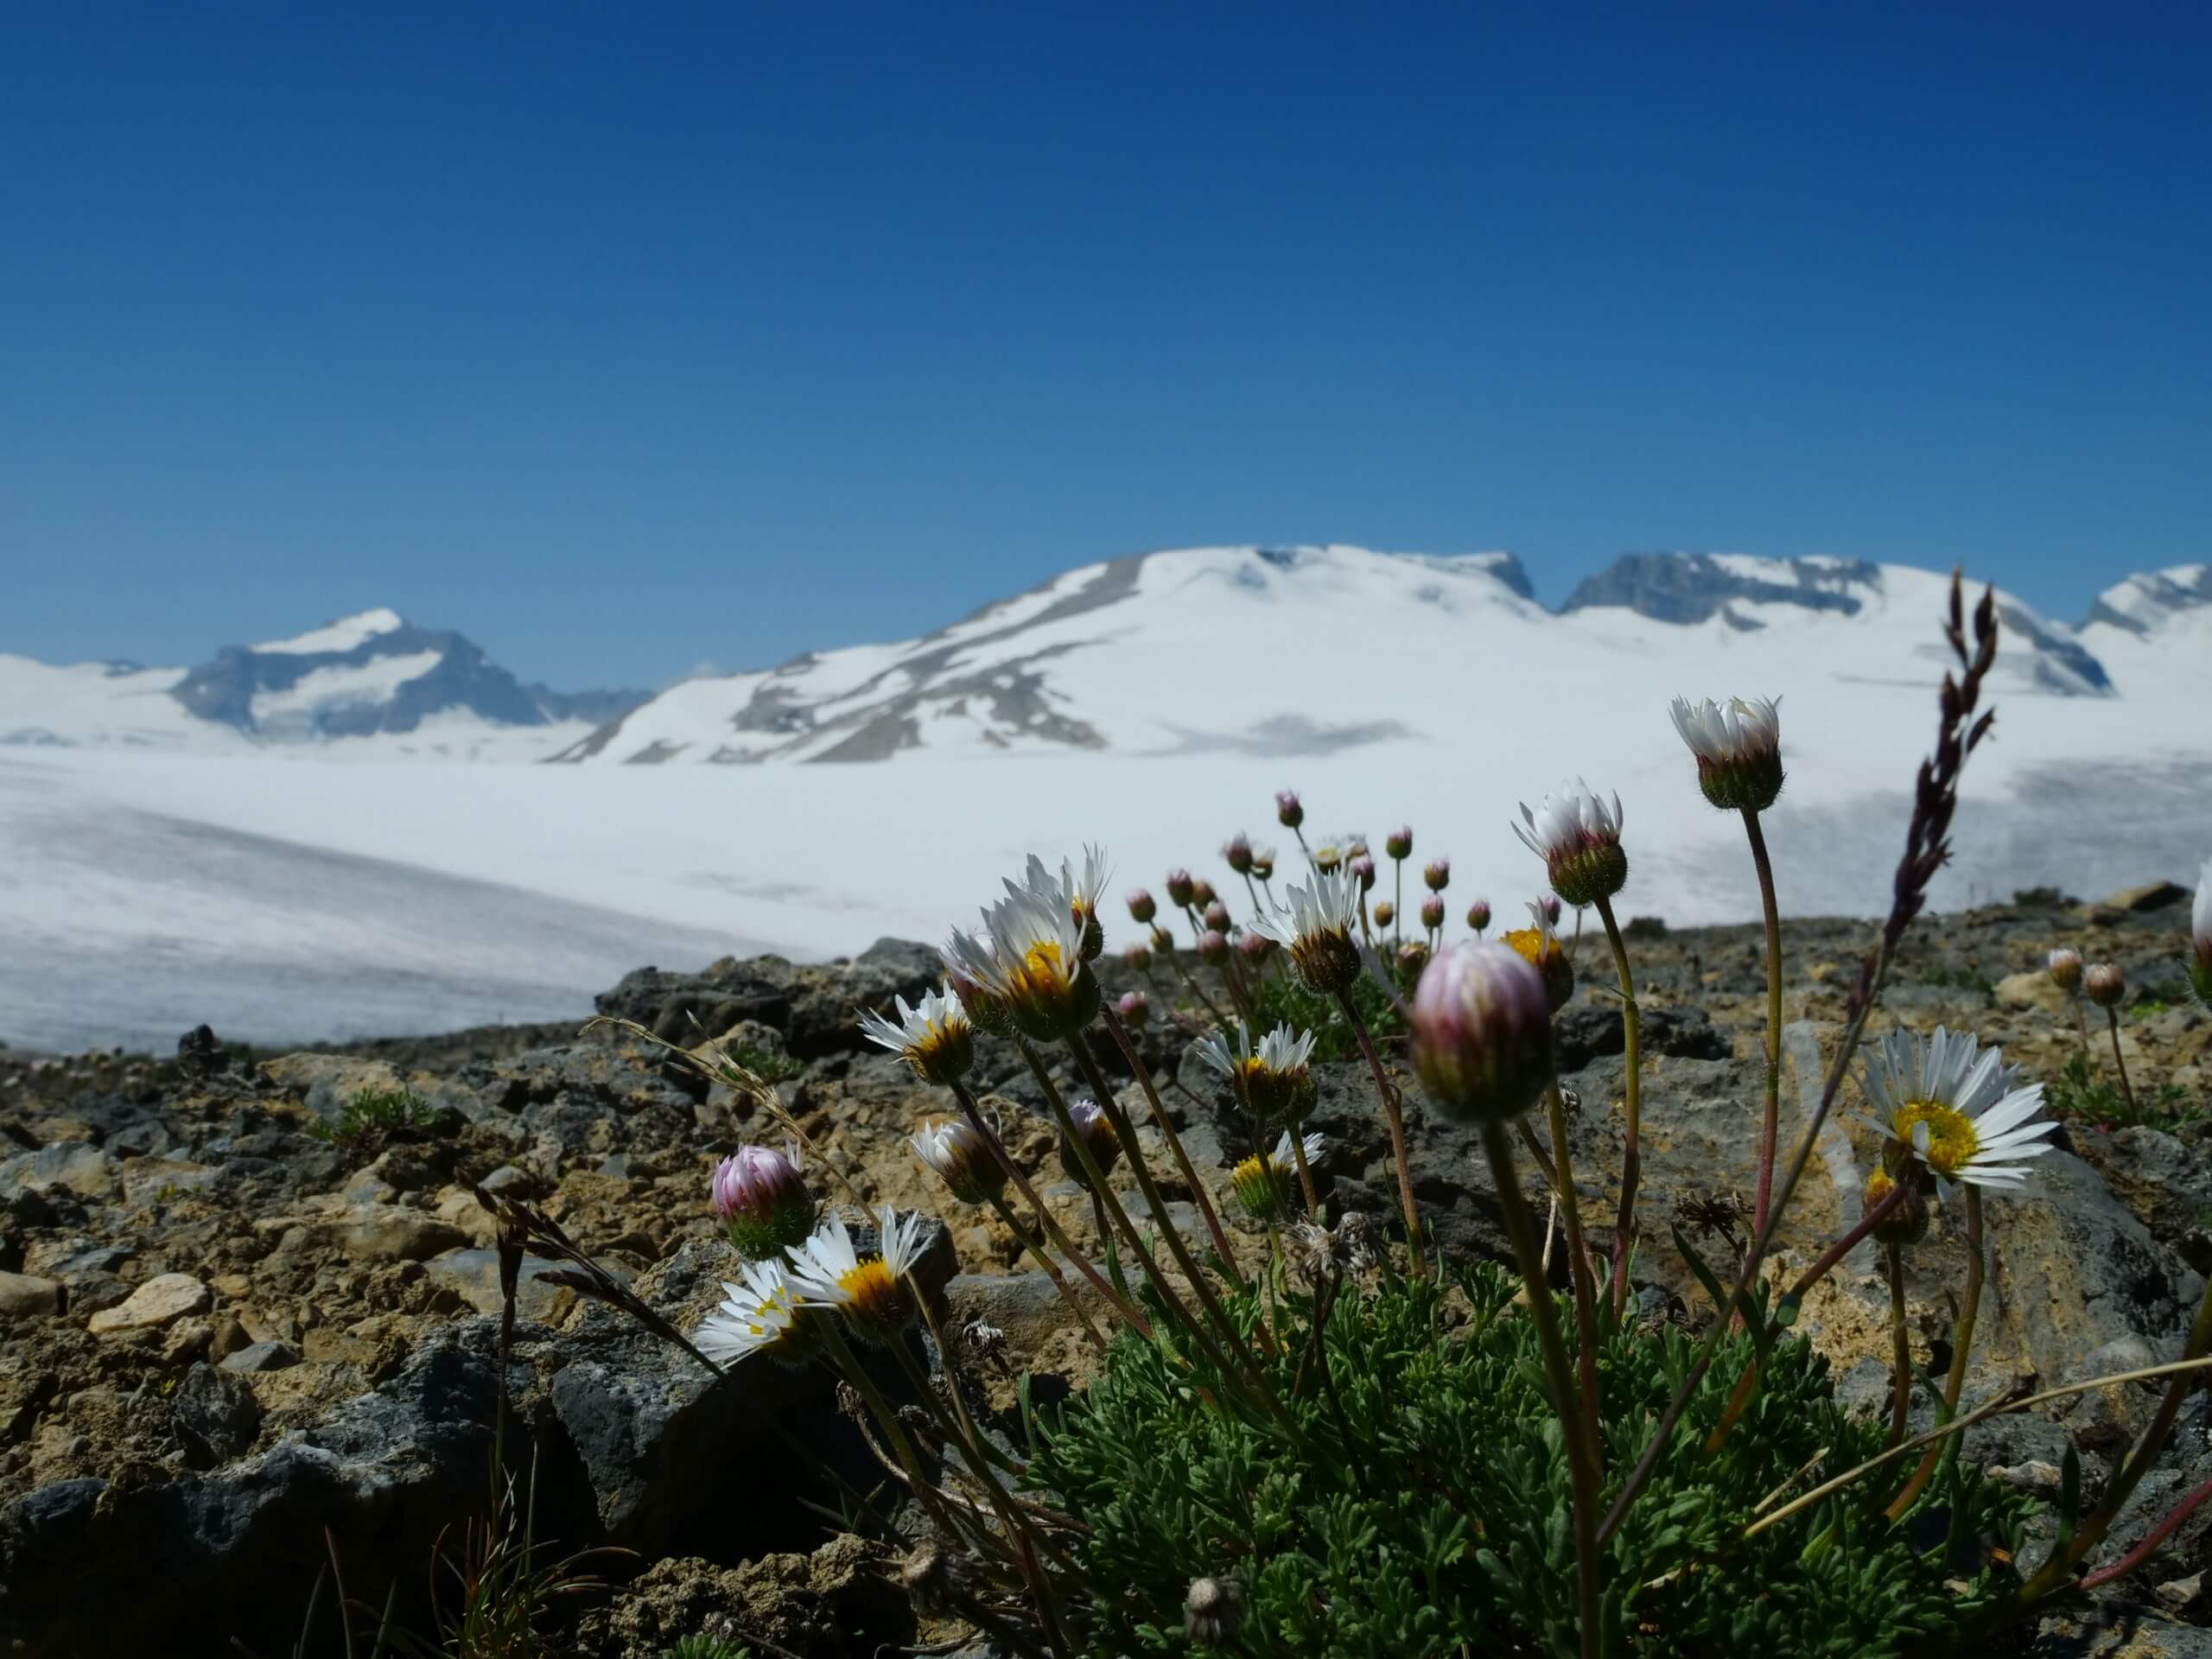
xmin=838 ymin=1257 xmax=900 ymax=1315
xmin=1014 ymin=939 xmax=1067 ymax=1001
xmin=1503 ymin=927 xmax=1556 ymax=969
xmin=1893 ymin=1099 xmax=1979 ymax=1177
xmin=1865 ymin=1166 xmax=1895 ymax=1206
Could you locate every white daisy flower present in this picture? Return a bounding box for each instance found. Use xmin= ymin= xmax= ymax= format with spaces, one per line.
xmin=911 ymin=1116 xmax=1005 ymax=1205
xmin=1513 ymin=779 xmax=1628 ymax=906
xmin=1669 ymin=695 xmax=1785 ymax=811
xmin=1196 ymin=1020 xmax=1318 ymax=1123
xmin=1006 ymin=845 xmax=1114 ymax=961
xmin=944 ymin=869 xmax=1100 ymax=1039
xmin=784 ymin=1206 xmax=931 ymax=1342
xmin=1251 ymin=868 xmax=1364 ymax=993
xmin=857 ymin=983 xmax=974 ymax=1084
xmin=696 ymin=1257 xmax=817 ymax=1368
xmin=1230 ymin=1128 xmax=1326 ymax=1222
xmin=1854 ymin=1026 xmax=2058 ymax=1197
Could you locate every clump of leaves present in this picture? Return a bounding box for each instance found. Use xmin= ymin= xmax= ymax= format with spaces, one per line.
xmin=1247 ymin=970 xmax=1405 ymax=1060
xmin=2046 ymin=1048 xmax=2205 ymax=1134
xmin=1029 ymin=1265 xmax=2031 ymax=1657
xmin=664 ymin=1639 xmax=751 ymax=1659
xmin=724 ymin=1042 xmax=801 ymax=1084
xmin=308 ymin=1085 xmax=448 ymax=1152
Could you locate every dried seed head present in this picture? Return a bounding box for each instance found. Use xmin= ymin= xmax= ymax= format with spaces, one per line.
xmin=1185 ymin=1575 xmax=1247 ymax=1644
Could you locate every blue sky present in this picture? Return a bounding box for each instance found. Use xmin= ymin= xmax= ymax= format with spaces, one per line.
xmin=3 ymin=3 xmax=2207 ymax=690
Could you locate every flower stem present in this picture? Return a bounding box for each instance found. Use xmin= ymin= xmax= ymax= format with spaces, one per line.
xmin=1885 ymin=1185 xmax=1982 ymax=1520
xmin=976 ymin=1185 xmax=1112 ymax=1351
xmin=1479 ymin=1118 xmax=1603 ymax=1659
xmin=1742 ymin=807 xmax=1784 ymax=1243
xmin=1885 ymin=1241 xmax=1912 ymax=1450
xmin=1547 ymin=1083 xmax=1604 ymax=1459
xmin=1784 ymin=1179 xmax=1909 ymax=1303
xmin=1333 ymin=985 xmax=1426 ymax=1274
xmin=1592 ymin=893 xmax=1643 ymax=1320
xmin=1099 ymin=997 xmax=1245 ymax=1287
xmin=1287 ymin=1120 xmax=1322 ymax=1219
xmin=2081 ymin=1471 xmax=2212 ymax=1590
xmin=2107 ymin=1006 xmax=2139 ymax=1114
xmin=948 ymin=1078 xmax=1143 ymax=1340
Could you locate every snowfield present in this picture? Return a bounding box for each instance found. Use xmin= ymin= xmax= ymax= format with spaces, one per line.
xmin=3 ymin=548 xmax=2206 ymax=1052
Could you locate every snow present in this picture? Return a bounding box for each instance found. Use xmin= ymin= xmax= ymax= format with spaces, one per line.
xmin=250 ymin=607 xmax=406 ymax=655
xmin=6 ymin=545 xmax=2209 ymax=1051
xmin=247 ymin=651 xmax=444 ymax=735
xmin=0 ymin=656 xmax=245 ymax=752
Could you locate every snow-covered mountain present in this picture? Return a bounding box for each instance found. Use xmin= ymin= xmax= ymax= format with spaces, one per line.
xmin=556 ymin=546 xmax=2126 ymax=766
xmin=0 ymin=610 xmax=648 ymax=760
xmin=2077 ymin=565 xmax=2212 ymax=703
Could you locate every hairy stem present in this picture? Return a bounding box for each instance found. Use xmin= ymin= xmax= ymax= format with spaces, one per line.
xmin=2106 ymin=1007 xmax=2139 ymax=1114
xmin=1885 ymin=1240 xmax=1912 ymax=1449
xmin=1335 ymin=985 xmax=1426 ymax=1274
xmin=1099 ymin=997 xmax=1243 ymax=1286
xmin=1592 ymin=893 xmax=1643 ymax=1320
xmin=1743 ymin=807 xmax=1784 ymax=1242
xmin=949 ymin=1078 xmax=1143 ymax=1339
xmin=1481 ymin=1119 xmax=1603 ymax=1659
xmin=1885 ymin=1185 xmax=1982 ymax=1520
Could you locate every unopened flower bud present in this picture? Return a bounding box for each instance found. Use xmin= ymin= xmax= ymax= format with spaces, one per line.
xmin=1395 ymin=938 xmax=1431 ymax=979
xmin=2086 ymin=963 xmax=2126 ymax=1008
xmin=1185 ymin=1575 xmax=1247 ymax=1644
xmin=1203 ymin=899 xmax=1231 ymax=931
xmin=1385 ymin=825 xmax=1413 ymax=861
xmin=1863 ymin=1166 xmax=1930 ymax=1247
xmin=710 ymin=1143 xmax=817 ymax=1260
xmin=1127 ymin=888 xmax=1157 ymax=925
xmin=1421 ymin=895 xmax=1446 ymax=931
xmin=1058 ymin=1097 xmax=1122 ymax=1192
xmin=912 ymin=1119 xmax=1007 ymax=1206
xmin=1249 ymin=848 xmax=1276 ymax=881
xmin=1372 ymin=899 xmax=1396 ymax=928
xmin=1150 ymin=925 xmax=1176 ymax=954
xmin=1350 ymin=853 xmax=1376 ymax=891
xmin=1165 ymin=869 xmax=1195 ymax=908
xmin=1466 ymin=899 xmax=1492 ymax=933
xmin=1275 ymin=789 xmax=1304 ymax=829
xmin=1116 ymin=989 xmax=1150 ymax=1029
xmin=1540 ymin=894 xmax=1563 ymax=925
xmin=2047 ymin=947 xmax=2082 ymax=995
xmin=1190 ymin=878 xmax=1217 ymax=908
xmin=1515 ymin=782 xmax=1627 ymax=907
xmin=1123 ymin=941 xmax=1154 ymax=975
xmin=1409 ymin=943 xmax=1555 ymax=1122
xmin=1670 ymin=695 xmax=1785 ymax=812
xmin=1423 ymin=857 xmax=1451 ymax=893
xmin=1222 ymin=833 xmax=1255 ymax=874
xmin=1198 ymin=928 xmax=1230 ymax=965
xmin=1236 ymin=931 xmax=1273 ymax=966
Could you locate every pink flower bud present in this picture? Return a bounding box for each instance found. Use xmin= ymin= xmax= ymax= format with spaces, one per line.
xmin=1409 ymin=943 xmax=1555 ymax=1122
xmin=710 ymin=1143 xmax=817 ymax=1261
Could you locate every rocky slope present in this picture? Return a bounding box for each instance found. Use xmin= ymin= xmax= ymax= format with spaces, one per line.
xmin=1 ymin=887 xmax=2209 ymax=1656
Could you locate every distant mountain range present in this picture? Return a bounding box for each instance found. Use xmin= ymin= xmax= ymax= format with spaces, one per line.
xmin=3 ymin=551 xmax=2205 ymax=763
xmin=556 ymin=549 xmax=2208 ymax=766
xmin=0 ymin=608 xmax=648 ymax=760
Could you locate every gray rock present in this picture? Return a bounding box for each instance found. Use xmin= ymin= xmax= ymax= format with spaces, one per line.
xmin=336 ymin=1202 xmax=468 ymax=1262
xmin=423 ymin=1247 xmax=588 ymax=1321
xmin=86 ymin=1272 xmax=211 ymax=1336
xmin=171 ymin=1363 xmax=264 ymax=1468
xmin=219 ymin=1340 xmax=301 ymax=1375
xmin=0 ymin=1272 xmax=61 ymax=1319
xmin=0 ymin=1143 xmax=116 ymax=1203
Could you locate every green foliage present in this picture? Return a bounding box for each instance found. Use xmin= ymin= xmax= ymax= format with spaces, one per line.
xmin=1029 ymin=1266 xmax=2031 ymax=1658
xmin=2045 ymin=1048 xmax=2205 ymax=1133
xmin=2130 ymin=999 xmax=2172 ymax=1021
xmin=664 ymin=1639 xmax=751 ymax=1659
xmin=1246 ymin=970 xmax=1406 ymax=1061
xmin=308 ymin=1084 xmax=448 ymax=1151
xmin=724 ymin=1042 xmax=801 ymax=1084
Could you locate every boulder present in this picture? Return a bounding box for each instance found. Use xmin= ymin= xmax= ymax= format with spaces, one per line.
xmin=170 ymin=1363 xmax=264 ymax=1469
xmin=86 ymin=1274 xmax=211 ymax=1337
xmin=0 ymin=1274 xmax=61 ymax=1319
